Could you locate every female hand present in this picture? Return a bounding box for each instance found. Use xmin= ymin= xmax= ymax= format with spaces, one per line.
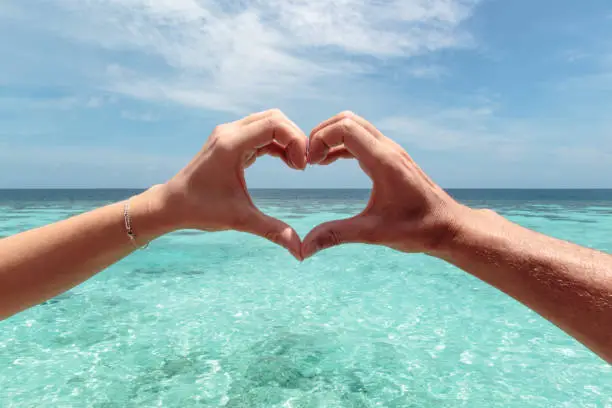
xmin=302 ymin=111 xmax=467 ymax=258
xmin=157 ymin=109 xmax=307 ymax=260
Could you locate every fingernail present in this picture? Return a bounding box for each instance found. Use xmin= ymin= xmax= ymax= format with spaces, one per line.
xmin=286 ymin=155 xmax=296 ymax=169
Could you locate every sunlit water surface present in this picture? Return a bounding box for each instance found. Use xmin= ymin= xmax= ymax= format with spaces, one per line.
xmin=1 ymin=189 xmax=611 ymax=407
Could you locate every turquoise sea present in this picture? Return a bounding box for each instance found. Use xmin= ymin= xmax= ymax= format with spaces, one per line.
xmin=0 ymin=189 xmax=611 ymax=407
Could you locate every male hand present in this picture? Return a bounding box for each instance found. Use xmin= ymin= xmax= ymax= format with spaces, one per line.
xmin=302 ymin=111 xmax=467 ymax=258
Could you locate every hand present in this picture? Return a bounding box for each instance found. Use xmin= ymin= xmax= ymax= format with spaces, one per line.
xmin=302 ymin=111 xmax=468 ymax=258
xmin=157 ymin=109 xmax=307 ymax=260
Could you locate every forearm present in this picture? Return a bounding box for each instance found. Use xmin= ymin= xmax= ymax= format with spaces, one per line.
xmin=0 ymin=111 xmax=308 ymax=319
xmin=435 ymin=208 xmax=612 ymax=362
xmin=0 ymin=186 xmax=173 ymax=319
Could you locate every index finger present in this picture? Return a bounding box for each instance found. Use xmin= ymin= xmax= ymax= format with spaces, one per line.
xmin=237 ymin=114 xmax=308 ymax=170
xmin=310 ymin=111 xmax=386 ymax=141
xmin=308 ymin=117 xmax=382 ymax=169
xmin=235 ymin=109 xmax=303 ymax=135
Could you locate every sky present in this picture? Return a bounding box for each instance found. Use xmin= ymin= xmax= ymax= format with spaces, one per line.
xmin=1 ymin=0 xmax=611 ymax=189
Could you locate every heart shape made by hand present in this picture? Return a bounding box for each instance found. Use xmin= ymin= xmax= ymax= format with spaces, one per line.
xmin=163 ymin=110 xmax=464 ymax=262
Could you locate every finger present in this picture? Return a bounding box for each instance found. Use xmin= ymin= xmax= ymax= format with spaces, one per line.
xmin=310 ymin=111 xmax=385 ymax=141
xmin=236 ymin=109 xmax=304 ymax=138
xmin=240 ymin=209 xmax=303 ymax=261
xmin=302 ymin=216 xmax=377 ymax=259
xmin=319 ymin=147 xmax=354 ymax=165
xmin=244 ymin=151 xmax=257 ymax=168
xmin=235 ymin=109 xmax=277 ymax=126
xmin=238 ymin=117 xmax=308 ymax=170
xmin=251 ymin=142 xmax=294 ymax=169
xmin=309 ymin=117 xmax=382 ymax=168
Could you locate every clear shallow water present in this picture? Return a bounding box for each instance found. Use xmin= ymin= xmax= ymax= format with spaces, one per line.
xmin=0 ymin=189 xmax=611 ymax=407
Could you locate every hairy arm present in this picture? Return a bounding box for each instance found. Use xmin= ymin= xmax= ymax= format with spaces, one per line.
xmin=303 ymin=111 xmax=612 ymax=363
xmin=436 ymin=208 xmax=612 ymax=362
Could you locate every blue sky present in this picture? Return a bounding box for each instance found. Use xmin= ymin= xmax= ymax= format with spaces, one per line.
xmin=1 ymin=0 xmax=611 ymax=188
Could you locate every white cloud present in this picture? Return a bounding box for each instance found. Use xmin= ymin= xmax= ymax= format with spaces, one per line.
xmin=378 ymin=99 xmax=612 ymax=170
xmin=379 ymin=115 xmax=467 ymax=150
xmin=0 ymin=143 xmax=184 ymax=169
xmin=0 ymin=94 xmax=118 ymax=111
xmin=85 ymin=96 xmax=118 ymax=108
xmin=406 ymin=65 xmax=448 ymax=79
xmin=1 ymin=0 xmax=480 ymax=113
xmin=555 ymin=41 xmax=612 ymax=95
xmin=257 ymin=0 xmax=476 ymax=56
xmin=85 ymin=97 xmax=104 ymax=108
xmin=0 ymin=96 xmax=80 ymax=110
xmin=121 ymin=110 xmax=158 ymax=122
xmin=562 ymin=49 xmax=591 ymax=63
xmin=377 ymin=104 xmax=523 ymax=156
xmin=0 ymin=142 xmax=186 ymax=187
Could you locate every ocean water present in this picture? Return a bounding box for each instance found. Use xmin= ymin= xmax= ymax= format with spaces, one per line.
xmin=0 ymin=189 xmax=611 ymax=407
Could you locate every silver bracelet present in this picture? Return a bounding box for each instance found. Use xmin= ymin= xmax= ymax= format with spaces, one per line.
xmin=123 ymin=200 xmax=148 ymax=249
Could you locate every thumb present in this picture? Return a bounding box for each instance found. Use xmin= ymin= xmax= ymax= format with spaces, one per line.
xmin=241 ymin=209 xmax=303 ymax=261
xmin=302 ymin=215 xmax=376 ymax=259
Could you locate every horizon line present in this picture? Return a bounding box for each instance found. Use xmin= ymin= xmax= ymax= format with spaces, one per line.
xmin=1 ymin=187 xmax=612 ymax=191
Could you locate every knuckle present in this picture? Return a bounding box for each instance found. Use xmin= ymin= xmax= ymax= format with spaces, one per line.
xmin=209 ymin=125 xmax=233 ymax=150
xmin=263 ymin=114 xmax=282 ymax=130
xmin=328 ymin=229 xmax=342 ymax=246
xmin=266 ymin=109 xmax=288 ymax=125
xmin=211 ymin=124 xmax=227 ymax=136
xmin=215 ymin=135 xmax=233 ymax=154
xmin=389 ymin=149 xmax=408 ymax=165
xmin=315 ymin=228 xmax=342 ymax=250
xmin=337 ymin=117 xmax=356 ymax=135
xmin=339 ymin=110 xmax=355 ymax=118
xmin=308 ymin=135 xmax=324 ymax=156
xmin=207 ymin=131 xmax=220 ymax=145
xmin=267 ymin=108 xmax=284 ymax=117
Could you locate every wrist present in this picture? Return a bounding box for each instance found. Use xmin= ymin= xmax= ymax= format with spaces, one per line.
xmin=128 ymin=185 xmax=182 ymax=241
xmin=426 ymin=206 xmax=501 ymax=260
